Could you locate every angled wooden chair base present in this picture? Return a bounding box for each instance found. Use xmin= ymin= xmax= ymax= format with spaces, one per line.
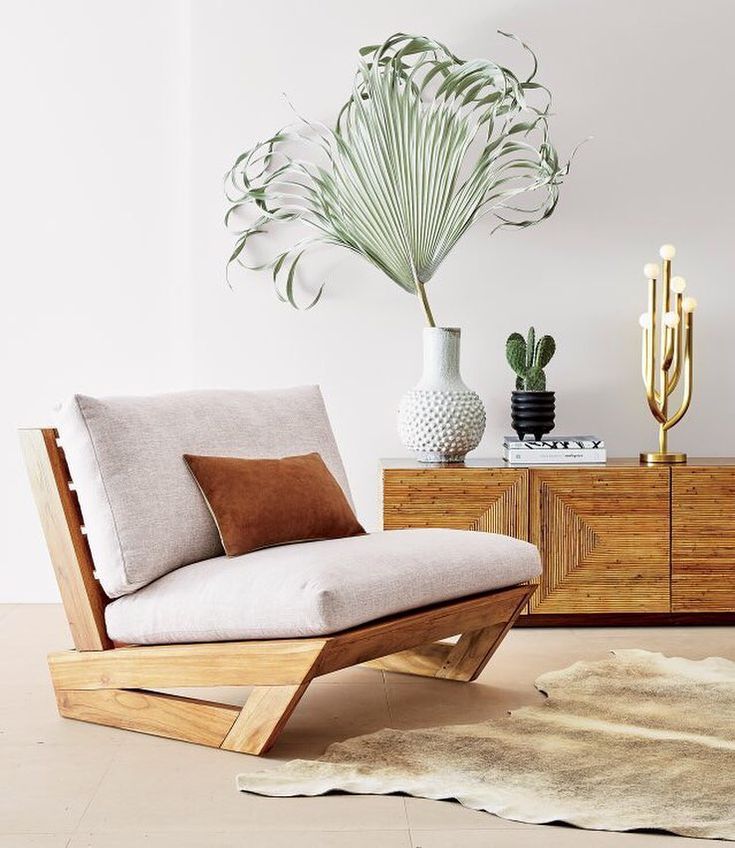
xmin=49 ymin=584 xmax=533 ymax=755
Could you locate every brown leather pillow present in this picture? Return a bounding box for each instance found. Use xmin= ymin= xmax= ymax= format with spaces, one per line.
xmin=183 ymin=452 xmax=365 ymax=557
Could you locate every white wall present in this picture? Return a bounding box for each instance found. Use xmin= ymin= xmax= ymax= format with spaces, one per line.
xmin=3 ymin=0 xmax=735 ymax=601
xmin=0 ymin=1 xmax=190 ymax=600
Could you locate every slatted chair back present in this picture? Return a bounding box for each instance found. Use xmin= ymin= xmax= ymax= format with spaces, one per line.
xmin=20 ymin=428 xmax=111 ymax=650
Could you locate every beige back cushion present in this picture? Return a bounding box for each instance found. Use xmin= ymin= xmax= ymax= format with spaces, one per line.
xmin=56 ymin=386 xmax=352 ymax=598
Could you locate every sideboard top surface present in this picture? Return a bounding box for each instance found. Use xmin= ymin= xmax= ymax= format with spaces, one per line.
xmin=381 ymin=457 xmax=735 ymax=470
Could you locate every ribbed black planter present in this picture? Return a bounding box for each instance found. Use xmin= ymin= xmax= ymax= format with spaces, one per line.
xmin=511 ymin=391 xmax=555 ymax=441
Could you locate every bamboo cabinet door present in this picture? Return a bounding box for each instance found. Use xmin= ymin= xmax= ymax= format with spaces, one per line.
xmin=528 ymin=467 xmax=670 ymax=614
xmin=672 ymin=467 xmax=735 ymax=612
xmin=382 ymin=468 xmax=528 ymax=540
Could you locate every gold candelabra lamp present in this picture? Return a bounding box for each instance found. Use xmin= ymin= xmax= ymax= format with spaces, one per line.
xmin=639 ymin=244 xmax=697 ymax=464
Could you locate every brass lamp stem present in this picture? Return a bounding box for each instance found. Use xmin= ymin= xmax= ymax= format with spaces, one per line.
xmin=667 ymin=291 xmax=684 ymax=393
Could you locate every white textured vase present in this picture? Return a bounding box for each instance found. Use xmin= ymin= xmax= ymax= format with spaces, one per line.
xmin=398 ymin=327 xmax=486 ymax=463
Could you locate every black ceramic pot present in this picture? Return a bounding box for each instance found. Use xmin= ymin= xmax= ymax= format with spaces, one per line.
xmin=511 ymin=391 xmax=555 ymax=441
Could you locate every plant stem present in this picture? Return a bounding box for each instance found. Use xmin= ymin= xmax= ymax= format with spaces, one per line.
xmin=415 ymin=279 xmax=436 ymax=328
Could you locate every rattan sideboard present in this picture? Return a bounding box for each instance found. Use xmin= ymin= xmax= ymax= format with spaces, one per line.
xmin=382 ymin=458 xmax=735 ymax=626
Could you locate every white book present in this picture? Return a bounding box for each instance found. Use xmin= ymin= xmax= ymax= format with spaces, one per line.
xmin=503 ymin=447 xmax=607 ymax=465
xmin=503 ymin=435 xmax=605 ymax=450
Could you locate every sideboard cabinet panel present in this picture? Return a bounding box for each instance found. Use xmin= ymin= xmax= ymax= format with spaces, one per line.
xmin=672 ymin=467 xmax=735 ymax=612
xmin=383 ymin=468 xmax=528 ymax=540
xmin=528 ymin=467 xmax=670 ymax=614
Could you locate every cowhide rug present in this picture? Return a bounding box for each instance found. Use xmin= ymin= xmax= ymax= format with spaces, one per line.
xmin=237 ymin=649 xmax=735 ymax=841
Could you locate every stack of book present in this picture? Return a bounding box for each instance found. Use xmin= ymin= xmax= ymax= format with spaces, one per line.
xmin=503 ymin=436 xmax=606 ymax=465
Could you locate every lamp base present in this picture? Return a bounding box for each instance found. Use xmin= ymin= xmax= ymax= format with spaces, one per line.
xmin=639 ymin=451 xmax=687 ymax=464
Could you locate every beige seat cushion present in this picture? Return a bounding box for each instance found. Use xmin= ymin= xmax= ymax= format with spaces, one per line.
xmin=104 ymin=528 xmax=541 ymax=644
xmin=56 ymin=386 xmax=351 ymax=598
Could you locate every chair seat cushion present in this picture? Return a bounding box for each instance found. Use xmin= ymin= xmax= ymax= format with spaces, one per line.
xmin=104 ymin=528 xmax=541 ymax=644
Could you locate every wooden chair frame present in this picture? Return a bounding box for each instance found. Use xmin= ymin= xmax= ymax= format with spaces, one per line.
xmin=21 ymin=428 xmax=534 ymax=755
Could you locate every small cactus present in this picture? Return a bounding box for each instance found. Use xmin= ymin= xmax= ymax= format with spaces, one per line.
xmin=506 ymin=326 xmax=556 ymax=391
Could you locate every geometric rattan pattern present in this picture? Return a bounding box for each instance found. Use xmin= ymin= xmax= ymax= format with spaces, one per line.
xmin=529 ymin=468 xmax=670 ymax=613
xmin=383 ymin=467 xmax=528 ymax=540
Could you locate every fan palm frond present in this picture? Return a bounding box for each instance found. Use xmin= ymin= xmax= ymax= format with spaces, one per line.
xmin=226 ymin=32 xmax=573 ymax=325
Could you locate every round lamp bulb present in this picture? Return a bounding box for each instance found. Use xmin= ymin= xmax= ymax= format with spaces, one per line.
xmin=643 ymin=263 xmax=660 ymax=279
xmin=682 ymin=297 xmax=698 ymax=313
xmin=639 ymin=312 xmax=652 ymax=329
xmin=664 ymin=311 xmax=680 ymax=328
xmin=671 ymin=276 xmax=687 ymax=293
xmin=659 ymin=244 xmax=676 ymax=261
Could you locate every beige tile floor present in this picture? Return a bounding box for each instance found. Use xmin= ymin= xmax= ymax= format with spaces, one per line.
xmin=1 ymin=603 xmax=732 ymax=847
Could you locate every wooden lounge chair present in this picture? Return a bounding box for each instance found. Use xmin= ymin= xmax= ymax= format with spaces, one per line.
xmin=20 ymin=388 xmax=538 ymax=755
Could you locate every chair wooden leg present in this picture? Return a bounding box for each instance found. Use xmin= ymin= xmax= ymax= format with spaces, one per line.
xmin=48 ymin=638 xmax=326 ymax=756
xmin=435 ymin=619 xmax=511 ymax=681
xmin=55 ymin=687 xmax=242 ymax=748
xmin=365 ymin=588 xmax=529 ymax=681
xmin=220 ymin=684 xmax=310 ymax=755
xmin=56 ymin=683 xmax=313 ymax=756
